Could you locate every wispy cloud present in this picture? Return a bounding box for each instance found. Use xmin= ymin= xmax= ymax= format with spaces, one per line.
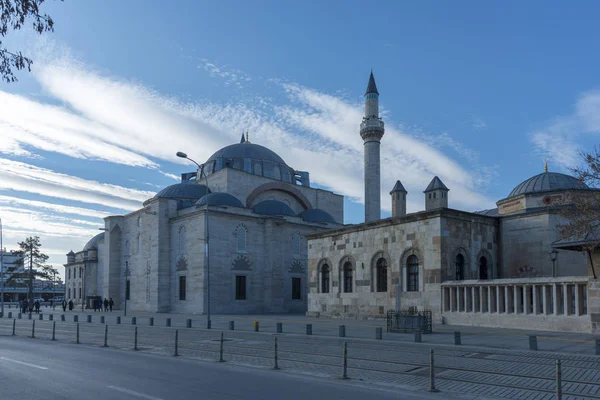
xmin=198 ymin=59 xmax=252 ymax=88
xmin=531 ymin=90 xmax=600 ymax=169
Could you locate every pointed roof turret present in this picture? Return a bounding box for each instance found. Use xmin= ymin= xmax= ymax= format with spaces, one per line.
xmin=365 ymin=70 xmax=379 ymax=96
xmin=390 ymin=180 xmax=407 ymax=194
xmin=424 ymin=176 xmax=449 ymax=192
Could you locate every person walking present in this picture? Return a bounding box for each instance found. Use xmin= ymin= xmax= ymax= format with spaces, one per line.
xmin=103 ymin=298 xmax=109 ymax=312
xmin=68 ymin=299 xmax=73 ymax=311
xmin=22 ymin=300 xmax=27 ymax=314
xmin=109 ymin=298 xmax=114 ymax=312
xmin=93 ymin=298 xmax=98 ymax=312
xmin=34 ymin=301 xmax=40 ymax=314
xmin=62 ymin=300 xmax=67 ymax=313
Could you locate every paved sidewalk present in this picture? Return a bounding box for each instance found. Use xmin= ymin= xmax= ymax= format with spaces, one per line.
xmin=17 ymin=308 xmax=599 ymax=356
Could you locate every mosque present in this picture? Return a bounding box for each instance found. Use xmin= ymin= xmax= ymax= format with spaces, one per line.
xmin=65 ymin=73 xmax=596 ymax=327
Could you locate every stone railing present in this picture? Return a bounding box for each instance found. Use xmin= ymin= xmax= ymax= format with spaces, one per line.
xmin=441 ymin=277 xmax=591 ymax=332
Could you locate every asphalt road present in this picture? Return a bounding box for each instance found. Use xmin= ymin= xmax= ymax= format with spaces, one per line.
xmin=0 ymin=336 xmax=453 ymax=400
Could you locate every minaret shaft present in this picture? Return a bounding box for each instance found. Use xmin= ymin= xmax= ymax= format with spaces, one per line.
xmin=360 ymin=71 xmax=384 ymax=223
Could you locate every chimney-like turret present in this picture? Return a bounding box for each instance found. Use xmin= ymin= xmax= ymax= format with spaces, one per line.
xmin=390 ymin=180 xmax=407 ymax=217
xmin=424 ymin=176 xmax=449 ymax=211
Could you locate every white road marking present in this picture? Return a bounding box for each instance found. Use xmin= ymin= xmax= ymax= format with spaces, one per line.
xmin=107 ymin=386 xmax=164 ymax=400
xmin=0 ymin=357 xmax=48 ymax=370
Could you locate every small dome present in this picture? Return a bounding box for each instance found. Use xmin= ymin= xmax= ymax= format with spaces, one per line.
xmin=196 ymin=193 xmax=244 ymax=208
xmin=83 ymin=232 xmax=104 ymax=251
xmin=298 ymin=208 xmax=336 ymax=224
xmin=155 ymin=183 xmax=210 ymax=201
xmin=508 ymin=172 xmax=588 ymax=198
xmin=252 ymin=200 xmax=296 ymax=217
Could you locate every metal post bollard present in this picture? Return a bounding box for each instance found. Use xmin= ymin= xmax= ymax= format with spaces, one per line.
xmin=28 ymin=313 xmax=32 ymax=320
xmin=74 ymin=315 xmax=78 ymax=323
xmin=132 ymin=317 xmax=137 ymax=325
xmin=100 ymin=316 xmax=105 ymax=324
xmin=306 ymin=324 xmax=312 ymax=335
xmin=149 ymin=317 xmax=154 ymax=326
xmin=254 ymin=321 xmax=259 ymax=332
xmin=339 ymin=325 xmax=346 ymax=338
xmin=116 ymin=316 xmax=121 ymax=324
xmin=186 ymin=319 xmax=192 ymax=328
xmin=52 ymin=321 xmax=56 ymax=341
xmin=76 ymin=323 xmax=80 ymax=344
xmin=426 ymin=349 xmax=439 ymax=392
xmin=12 ymin=319 xmax=15 ymax=336
xmin=529 ymin=335 xmax=538 ymax=351
xmin=273 ymin=337 xmax=279 ymax=370
xmin=454 ymin=331 xmax=461 ymax=345
xmin=342 ymin=341 xmax=348 ymax=379
xmin=174 ymin=330 xmax=179 ymax=356
xmin=595 ymin=339 xmax=600 ymax=356
xmin=415 ymin=332 xmax=422 ymax=343
xmin=134 ymin=326 xmax=138 ymax=351
xmin=229 ymin=321 xmax=234 ymax=331
xmin=219 ymin=332 xmax=225 ymax=363
xmin=49 ymin=314 xmax=53 ymax=321
xmin=61 ymin=314 xmax=65 ymax=322
xmin=276 ymin=322 xmax=282 ymax=333
xmin=166 ymin=318 xmax=171 ymax=327
xmin=556 ymin=359 xmax=562 ymax=400
xmin=103 ymin=324 xmax=108 ymax=347
xmin=39 ymin=313 xmax=43 ymax=320
xmin=18 ymin=313 xmax=21 ymax=319
xmin=87 ymin=315 xmax=91 ymax=323
xmin=375 ymin=327 xmax=382 ymax=340
xmin=31 ymin=320 xmax=35 ymax=338
xmin=8 ymin=312 xmax=12 ymax=318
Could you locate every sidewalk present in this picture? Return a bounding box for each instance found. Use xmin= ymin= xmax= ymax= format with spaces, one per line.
xmin=16 ymin=308 xmax=599 ymax=356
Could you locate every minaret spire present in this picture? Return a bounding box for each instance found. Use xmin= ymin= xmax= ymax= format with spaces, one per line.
xmin=360 ymin=70 xmax=385 ymax=222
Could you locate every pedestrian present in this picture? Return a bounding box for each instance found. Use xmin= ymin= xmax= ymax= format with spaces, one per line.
xmin=34 ymin=301 xmax=40 ymax=314
xmin=22 ymin=300 xmax=27 ymax=314
xmin=93 ymin=299 xmax=97 ymax=312
xmin=97 ymin=298 xmax=102 ymax=312
xmin=62 ymin=300 xmax=67 ymax=313
xmin=68 ymin=299 xmax=73 ymax=311
xmin=18 ymin=300 xmax=23 ymax=313
xmin=50 ymin=299 xmax=54 ymax=308
xmin=103 ymin=298 xmax=109 ymax=312
xmin=109 ymin=298 xmax=114 ymax=312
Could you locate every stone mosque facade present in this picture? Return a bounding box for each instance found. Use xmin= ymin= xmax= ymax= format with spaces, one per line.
xmin=65 ymin=72 xmax=596 ymax=329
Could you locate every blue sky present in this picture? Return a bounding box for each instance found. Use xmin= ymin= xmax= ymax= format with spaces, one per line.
xmin=1 ymin=1 xmax=600 ymax=278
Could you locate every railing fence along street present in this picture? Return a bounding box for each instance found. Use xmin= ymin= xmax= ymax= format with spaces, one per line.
xmin=0 ymin=315 xmax=598 ymax=398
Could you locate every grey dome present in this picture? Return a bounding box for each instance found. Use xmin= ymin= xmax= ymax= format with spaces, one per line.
xmin=155 ymin=183 xmax=210 ymax=201
xmin=196 ymin=192 xmax=244 ymax=208
xmin=207 ymin=143 xmax=287 ymax=165
xmin=298 ymin=208 xmax=336 ymax=224
xmin=204 ymin=142 xmax=295 ymax=184
xmin=84 ymin=232 xmax=104 ymax=251
xmin=509 ymin=172 xmax=588 ymax=198
xmin=252 ymin=200 xmax=296 ymax=217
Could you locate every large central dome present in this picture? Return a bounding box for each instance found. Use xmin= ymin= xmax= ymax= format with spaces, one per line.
xmin=508 ymin=172 xmax=588 ymax=198
xmin=204 ymin=140 xmax=295 ymax=183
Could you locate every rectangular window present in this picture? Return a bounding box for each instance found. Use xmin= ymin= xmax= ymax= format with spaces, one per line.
xmin=68 ymin=288 xmax=71 ymax=299
xmin=126 ymin=280 xmax=131 ymax=300
xmin=292 ymin=277 xmax=302 ymax=300
xmin=179 ymin=276 xmax=186 ymax=301
xmin=235 ymin=275 xmax=247 ymax=300
xmin=78 ymin=288 xmax=81 ymax=299
xmin=68 ymin=268 xmax=71 ymax=279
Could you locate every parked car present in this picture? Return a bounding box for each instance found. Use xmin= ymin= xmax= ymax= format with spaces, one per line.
xmin=32 ymin=297 xmax=44 ymax=303
xmin=53 ymin=296 xmax=64 ymax=302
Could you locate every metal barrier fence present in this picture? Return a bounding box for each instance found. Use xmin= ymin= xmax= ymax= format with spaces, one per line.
xmin=386 ymin=309 xmax=433 ymax=334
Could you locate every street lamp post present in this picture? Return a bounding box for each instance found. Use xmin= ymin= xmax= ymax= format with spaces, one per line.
xmin=124 ymin=264 xmax=131 ymax=316
xmin=176 ymin=151 xmax=211 ymax=329
xmin=549 ymin=249 xmax=559 ymax=278
xmin=52 ymin=270 xmax=56 ymax=310
xmin=81 ymin=260 xmax=86 ymax=312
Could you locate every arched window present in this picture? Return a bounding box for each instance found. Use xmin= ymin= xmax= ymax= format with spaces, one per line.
xmin=479 ymin=256 xmax=488 ymax=280
xmin=407 ymin=255 xmax=419 ymax=292
xmin=236 ymin=225 xmax=247 ymax=252
xmin=321 ymin=264 xmax=330 ymax=293
xmin=455 ymin=254 xmax=465 ymax=280
xmin=292 ymin=233 xmax=301 ymax=256
xmin=178 ymin=226 xmax=187 ymax=255
xmin=376 ymin=258 xmax=388 ymax=292
xmin=343 ymin=262 xmax=353 ymax=293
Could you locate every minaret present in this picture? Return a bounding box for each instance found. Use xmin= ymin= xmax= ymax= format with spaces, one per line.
xmin=424 ymin=176 xmax=449 ymax=211
xmin=390 ymin=180 xmax=407 ymax=217
xmin=360 ymin=71 xmax=385 ymax=222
